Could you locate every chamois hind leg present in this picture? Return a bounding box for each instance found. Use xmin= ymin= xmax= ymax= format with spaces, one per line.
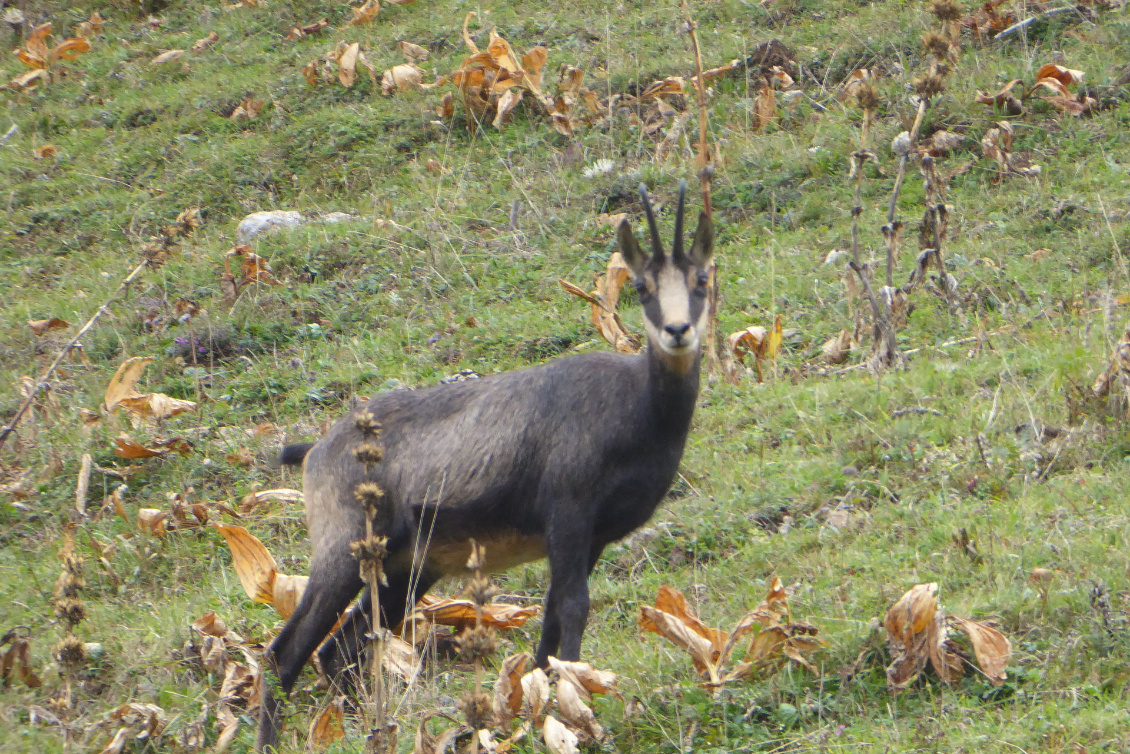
xmin=257 ymin=540 xmax=363 ymax=753
xmin=317 ymin=569 xmax=438 ymax=697
xmin=535 ymin=522 xmax=594 ymax=666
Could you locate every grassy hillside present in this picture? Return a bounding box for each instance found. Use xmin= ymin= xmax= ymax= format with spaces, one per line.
xmin=2 ymin=0 xmax=1130 ymax=751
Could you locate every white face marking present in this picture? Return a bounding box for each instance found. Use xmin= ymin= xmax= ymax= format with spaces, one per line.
xmin=646 ymin=265 xmax=708 ymax=359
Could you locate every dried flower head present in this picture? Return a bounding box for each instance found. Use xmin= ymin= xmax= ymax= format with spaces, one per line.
xmin=914 ymin=73 xmax=947 ymax=100
xmin=54 ymin=635 xmax=86 ymax=670
xmin=466 ymin=573 xmax=500 ymax=607
xmin=921 ymin=31 xmax=954 ymax=61
xmin=458 ymin=689 xmax=494 ymax=730
xmin=856 ymin=81 xmax=881 ymax=113
xmin=353 ymin=410 xmax=381 ymax=437
xmin=350 ymin=533 xmax=389 ymax=566
xmin=354 ymin=481 xmax=385 ymax=511
xmin=456 ymin=624 xmax=500 ymax=664
xmin=54 ymin=598 xmax=86 ymax=627
xmin=53 ymin=568 xmax=85 ymax=601
xmin=929 ymin=0 xmax=964 ymax=23
xmin=353 ymin=442 xmax=383 ymax=466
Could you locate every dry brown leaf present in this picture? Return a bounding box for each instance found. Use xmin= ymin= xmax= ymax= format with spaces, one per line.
xmin=1035 ymin=63 xmax=1084 ymax=87
xmin=239 ymin=487 xmax=303 ymax=514
xmin=224 ymin=244 xmax=282 ymax=287
xmin=493 ymin=652 xmax=532 ymax=729
xmin=0 ymin=635 xmax=43 ymax=689
xmin=399 ymin=40 xmax=429 ymax=62
xmin=727 ymin=314 xmax=783 ymax=380
xmin=114 ymin=434 xmax=190 ymax=458
xmin=383 ymin=634 xmax=420 ymax=681
xmin=338 ymin=42 xmax=360 ymax=87
xmin=138 ymin=508 xmax=168 ymax=536
xmin=32 ymin=144 xmax=58 ymax=160
xmin=192 ymin=611 xmax=243 ymax=642
xmin=272 ymin=574 xmax=308 ymax=620
xmin=28 ymin=317 xmax=69 ymax=336
xmin=308 ymin=697 xmax=346 ymax=749
xmin=822 ymin=329 xmax=853 ymax=364
xmin=151 ymin=49 xmax=186 ymax=65
xmin=839 ymin=68 xmax=871 ymax=100
xmin=345 ymin=0 xmax=380 ymax=27
xmin=437 ymin=91 xmax=455 ymax=118
xmin=191 ymin=31 xmax=219 ymax=52
xmin=117 ymin=393 xmax=197 ymax=421
xmin=213 ymin=524 xmax=277 ymax=603
xmin=106 ymin=484 xmax=129 ymax=520
xmin=104 ymin=357 xmax=153 ymax=411
xmin=754 ymin=84 xmax=776 ymax=130
xmin=556 ymin=678 xmax=604 ymax=741
xmin=227 ymin=447 xmax=255 ymax=467
xmin=382 ymin=63 xmax=423 ymax=95
xmin=545 ymin=657 xmax=619 ymax=701
xmin=950 ymin=616 xmax=1011 ymax=685
xmin=883 ymin=583 xmax=965 ymax=691
xmin=520 ymin=667 xmax=550 ymax=724
xmin=559 ymin=252 xmax=640 ymax=353
xmin=402 ymin=595 xmax=540 ymax=634
xmin=230 ymin=96 xmax=264 ymax=120
xmin=75 ymin=11 xmax=103 ymax=39
xmin=542 ymin=715 xmax=579 ymax=754
xmin=285 ymin=18 xmax=328 ymax=40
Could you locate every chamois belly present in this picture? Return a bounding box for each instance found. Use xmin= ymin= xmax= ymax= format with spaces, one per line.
xmin=389 ymin=532 xmax=547 ymax=578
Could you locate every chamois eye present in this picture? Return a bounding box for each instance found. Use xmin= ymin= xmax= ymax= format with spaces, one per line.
xmin=634 ymin=280 xmax=651 ymax=300
xmin=696 ymin=272 xmax=709 ymax=287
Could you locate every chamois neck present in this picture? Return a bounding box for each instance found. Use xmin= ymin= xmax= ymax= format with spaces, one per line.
xmin=644 ymin=343 xmax=702 ymax=427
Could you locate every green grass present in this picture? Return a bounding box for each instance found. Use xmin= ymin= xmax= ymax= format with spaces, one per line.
xmin=2 ymin=0 xmax=1130 ymax=751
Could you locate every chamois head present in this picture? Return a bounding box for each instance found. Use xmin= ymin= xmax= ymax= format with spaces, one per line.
xmin=618 ymin=181 xmax=715 ymax=363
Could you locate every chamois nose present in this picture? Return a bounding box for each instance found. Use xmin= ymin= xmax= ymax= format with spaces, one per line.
xmin=664 ymin=322 xmax=691 ymax=341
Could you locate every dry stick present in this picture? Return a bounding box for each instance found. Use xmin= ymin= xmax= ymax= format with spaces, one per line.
xmin=848 ymin=104 xmax=901 ymax=369
xmin=884 ymin=98 xmax=927 ymax=289
xmin=0 ymin=259 xmax=150 ymax=456
xmin=680 ymin=0 xmax=721 ymax=376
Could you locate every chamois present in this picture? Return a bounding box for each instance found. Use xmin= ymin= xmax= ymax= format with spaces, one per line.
xmin=256 ymin=182 xmax=714 ymax=751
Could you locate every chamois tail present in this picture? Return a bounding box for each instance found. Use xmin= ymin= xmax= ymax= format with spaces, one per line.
xmin=279 ymin=442 xmax=315 ymax=466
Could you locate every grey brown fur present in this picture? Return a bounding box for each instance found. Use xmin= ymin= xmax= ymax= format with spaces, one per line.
xmin=256 ymin=182 xmax=714 ymax=751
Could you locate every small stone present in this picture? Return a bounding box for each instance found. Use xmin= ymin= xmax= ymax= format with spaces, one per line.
xmin=841 ymin=465 xmax=859 ymax=477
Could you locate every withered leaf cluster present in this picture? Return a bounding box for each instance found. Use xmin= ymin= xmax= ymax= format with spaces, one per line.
xmin=222 ymin=244 xmax=282 ymax=299
xmin=559 ymin=252 xmax=640 ymax=354
xmin=884 ymin=583 xmax=1011 ymax=692
xmin=639 ymin=578 xmax=821 ymax=692
xmin=726 ymin=314 xmax=784 ymax=382
xmin=414 ymin=653 xmax=618 ymax=754
xmin=9 ymin=22 xmax=91 ymax=92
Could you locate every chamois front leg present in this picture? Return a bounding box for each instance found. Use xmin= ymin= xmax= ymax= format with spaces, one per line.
xmin=536 ymin=520 xmax=593 ymax=666
xmin=257 ymin=540 xmax=363 ymax=752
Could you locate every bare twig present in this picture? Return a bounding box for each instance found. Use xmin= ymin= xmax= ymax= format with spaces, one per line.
xmin=681 ymin=0 xmax=722 ymax=377
xmin=0 ymin=259 xmax=150 ymax=456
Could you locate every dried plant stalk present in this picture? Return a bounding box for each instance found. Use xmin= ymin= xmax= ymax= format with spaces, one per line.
xmin=0 ymin=259 xmax=150 ymax=454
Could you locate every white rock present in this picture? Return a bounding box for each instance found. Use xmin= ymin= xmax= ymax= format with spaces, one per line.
xmin=235 ymin=210 xmax=363 ymax=242
xmin=236 ymin=210 xmax=306 ymax=242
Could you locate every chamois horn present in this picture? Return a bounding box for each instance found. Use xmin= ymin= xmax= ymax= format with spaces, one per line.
xmin=638 ymin=183 xmax=664 ymax=261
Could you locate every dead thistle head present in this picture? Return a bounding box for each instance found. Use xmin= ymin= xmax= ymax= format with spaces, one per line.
xmin=914 ymin=73 xmax=947 ymax=100
xmin=353 ymin=410 xmax=381 ymax=437
xmin=928 ymin=0 xmax=963 ymax=23
xmin=456 ymin=625 xmax=500 ymax=664
xmin=54 ymin=598 xmax=86 ymax=628
xmin=53 ymin=635 xmax=86 ymax=671
xmin=354 ymin=482 xmax=386 ymax=515
xmin=353 ymin=442 xmax=384 ymax=466
xmin=855 ymin=82 xmax=881 ymax=114
xmin=457 ymin=689 xmax=494 ymax=730
xmin=921 ymin=31 xmax=955 ymax=62
xmin=466 ymin=573 xmax=500 ymax=607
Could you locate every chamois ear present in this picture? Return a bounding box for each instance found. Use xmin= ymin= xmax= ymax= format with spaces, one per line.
xmin=617 ymin=219 xmax=647 ymax=277
xmin=688 ymin=210 xmax=714 ymax=267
